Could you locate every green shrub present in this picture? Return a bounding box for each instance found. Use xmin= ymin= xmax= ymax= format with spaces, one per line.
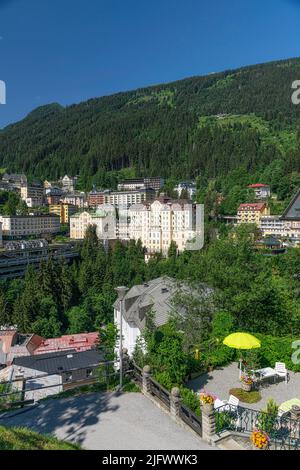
xmin=154 ymin=372 xmax=174 ymax=391
xmin=180 ymin=387 xmax=201 ymax=416
xmin=257 ymin=399 xmax=279 ymax=436
xmin=255 ymin=334 xmax=300 ymax=372
xmin=215 ymin=410 xmax=234 ymax=433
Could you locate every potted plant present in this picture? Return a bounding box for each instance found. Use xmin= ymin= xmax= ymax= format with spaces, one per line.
xmin=240 ymin=375 xmax=253 ymax=392
xmin=250 ymin=429 xmax=270 ymax=450
xmin=199 ymin=391 xmax=215 ymax=412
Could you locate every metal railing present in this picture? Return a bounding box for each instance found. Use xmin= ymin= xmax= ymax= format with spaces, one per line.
xmin=215 ymin=404 xmax=300 ymax=450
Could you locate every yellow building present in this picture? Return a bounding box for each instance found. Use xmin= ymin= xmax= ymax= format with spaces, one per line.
xmin=237 ymin=203 xmax=270 ymax=225
xmin=49 ymin=204 xmax=77 ymax=225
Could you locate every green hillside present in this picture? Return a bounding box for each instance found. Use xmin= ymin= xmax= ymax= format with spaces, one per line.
xmin=0 ymin=426 xmax=80 ymax=450
xmin=0 ymin=57 xmax=300 ymax=191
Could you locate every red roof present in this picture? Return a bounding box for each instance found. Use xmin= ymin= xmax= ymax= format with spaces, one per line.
xmin=238 ymin=203 xmax=267 ymax=211
xmin=33 ymin=332 xmax=100 ymax=355
xmin=248 ymin=184 xmax=269 ymax=188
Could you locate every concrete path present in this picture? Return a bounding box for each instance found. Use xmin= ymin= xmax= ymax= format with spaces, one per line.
xmin=0 ymin=392 xmax=214 ymax=450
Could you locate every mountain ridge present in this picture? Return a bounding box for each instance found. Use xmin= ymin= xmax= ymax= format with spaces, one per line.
xmin=0 ymin=56 xmax=300 ymax=189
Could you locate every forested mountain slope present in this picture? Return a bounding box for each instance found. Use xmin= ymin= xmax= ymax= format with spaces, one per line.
xmin=0 ymin=57 xmax=300 ymax=189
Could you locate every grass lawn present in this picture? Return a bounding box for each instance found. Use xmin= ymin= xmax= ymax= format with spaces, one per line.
xmin=229 ymin=388 xmax=262 ymax=404
xmin=0 ymin=425 xmax=81 ymax=450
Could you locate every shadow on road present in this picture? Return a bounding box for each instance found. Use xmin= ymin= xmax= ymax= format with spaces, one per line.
xmin=1 ymin=391 xmax=119 ymax=446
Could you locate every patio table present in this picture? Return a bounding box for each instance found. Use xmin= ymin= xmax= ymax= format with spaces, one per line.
xmin=254 ymin=367 xmax=277 ymax=383
xmin=279 ymin=398 xmax=300 ymax=414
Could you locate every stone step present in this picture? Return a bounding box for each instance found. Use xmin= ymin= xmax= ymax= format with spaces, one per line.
xmin=217 ymin=437 xmax=248 ymax=450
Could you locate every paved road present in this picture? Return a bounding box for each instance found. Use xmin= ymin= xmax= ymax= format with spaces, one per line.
xmin=0 ymin=392 xmax=214 ymax=450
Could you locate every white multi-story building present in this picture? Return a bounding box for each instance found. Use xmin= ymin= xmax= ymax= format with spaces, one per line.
xmin=0 ymin=215 xmax=60 ymax=239
xmin=70 ymin=209 xmax=116 ymax=240
xmin=259 ymin=216 xmax=290 ymax=238
xmin=104 ymin=188 xmax=155 ymax=207
xmin=128 ymin=199 xmax=200 ymax=256
xmin=117 ymin=177 xmax=164 ymax=193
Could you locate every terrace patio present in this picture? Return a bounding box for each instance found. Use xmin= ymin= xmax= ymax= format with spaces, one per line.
xmin=187 ymin=362 xmax=300 ymax=411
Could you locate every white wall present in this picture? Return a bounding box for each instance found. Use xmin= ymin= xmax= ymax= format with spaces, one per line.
xmin=114 ymin=307 xmax=142 ymax=358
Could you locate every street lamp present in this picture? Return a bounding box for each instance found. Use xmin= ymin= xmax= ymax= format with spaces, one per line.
xmin=115 ymin=286 xmax=129 ymax=390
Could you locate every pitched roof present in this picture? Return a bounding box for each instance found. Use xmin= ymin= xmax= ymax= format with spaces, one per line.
xmin=281 ymin=188 xmax=300 ymax=221
xmin=34 ymin=332 xmax=99 ymax=355
xmin=13 ymin=349 xmax=105 ymax=374
xmin=238 ymin=203 xmax=266 ymax=211
xmin=114 ymin=277 xmax=212 ymax=331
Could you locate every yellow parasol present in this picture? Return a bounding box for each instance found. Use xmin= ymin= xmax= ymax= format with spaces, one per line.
xmin=223 ymin=332 xmax=261 ymax=377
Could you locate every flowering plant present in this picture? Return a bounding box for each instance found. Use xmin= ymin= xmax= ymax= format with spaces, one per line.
xmin=240 ymin=375 xmax=253 ymax=385
xmin=250 ymin=429 xmax=270 ymax=449
xmin=199 ymin=391 xmax=215 ymax=405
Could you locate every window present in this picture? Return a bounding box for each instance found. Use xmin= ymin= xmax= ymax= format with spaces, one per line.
xmin=86 ymin=369 xmax=93 ymax=378
xmin=65 ymin=372 xmax=73 ymax=383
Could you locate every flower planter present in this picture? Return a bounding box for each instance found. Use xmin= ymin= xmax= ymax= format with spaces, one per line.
xmin=241 ymin=382 xmax=252 ymax=392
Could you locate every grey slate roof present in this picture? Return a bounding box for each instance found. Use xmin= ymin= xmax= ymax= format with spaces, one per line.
xmin=13 ymin=349 xmax=105 ymax=374
xmin=114 ymin=276 xmax=212 ymax=331
xmin=281 ymin=189 xmax=300 ymax=221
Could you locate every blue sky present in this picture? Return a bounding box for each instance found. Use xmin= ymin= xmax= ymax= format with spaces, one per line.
xmin=0 ymin=0 xmax=299 ymax=127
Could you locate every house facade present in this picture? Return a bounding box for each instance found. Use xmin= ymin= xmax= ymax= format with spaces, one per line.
xmin=237 ymin=203 xmax=270 ymax=226
xmin=0 ymin=215 xmax=61 ymax=239
xmin=248 ymin=184 xmax=271 ymax=200
xmin=114 ymin=277 xmax=211 ymax=357
xmin=114 ymin=277 xmax=180 ymax=357
xmin=128 ymin=200 xmax=201 ymax=256
xmin=70 ymin=209 xmax=116 ymax=240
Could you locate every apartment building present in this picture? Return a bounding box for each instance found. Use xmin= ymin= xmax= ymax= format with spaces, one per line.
xmin=259 ymin=216 xmax=290 ymax=238
xmin=104 ymin=188 xmax=155 ymax=207
xmin=2 ymin=173 xmax=27 ymax=192
xmin=128 ymin=199 xmax=199 ymax=255
xmin=20 ymin=184 xmax=44 ymax=207
xmin=88 ymin=190 xmax=105 ymax=207
xmin=45 ymin=187 xmax=63 ymax=205
xmin=61 ymin=192 xmax=86 ymax=208
xmin=49 ymin=203 xmax=77 ymax=224
xmin=70 ymin=209 xmax=116 ymax=240
xmin=61 ymin=175 xmax=77 ymax=193
xmin=248 ymin=184 xmax=271 ymax=200
xmin=237 ymin=203 xmax=270 ymax=225
xmin=117 ymin=177 xmax=164 ymax=193
xmin=0 ymin=215 xmax=61 ymax=239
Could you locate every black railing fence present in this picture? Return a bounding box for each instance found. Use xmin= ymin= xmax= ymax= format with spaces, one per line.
xmin=215 ymin=404 xmax=300 ymax=450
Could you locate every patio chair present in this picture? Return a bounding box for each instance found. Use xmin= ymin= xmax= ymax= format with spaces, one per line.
xmin=275 ymin=362 xmax=288 ymax=384
xmin=227 ymin=395 xmax=239 ymax=409
xmin=222 ymin=394 xmax=240 ymax=412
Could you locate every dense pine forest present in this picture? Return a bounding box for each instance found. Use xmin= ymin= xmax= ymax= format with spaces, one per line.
xmin=0 ymin=57 xmax=300 ymax=194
